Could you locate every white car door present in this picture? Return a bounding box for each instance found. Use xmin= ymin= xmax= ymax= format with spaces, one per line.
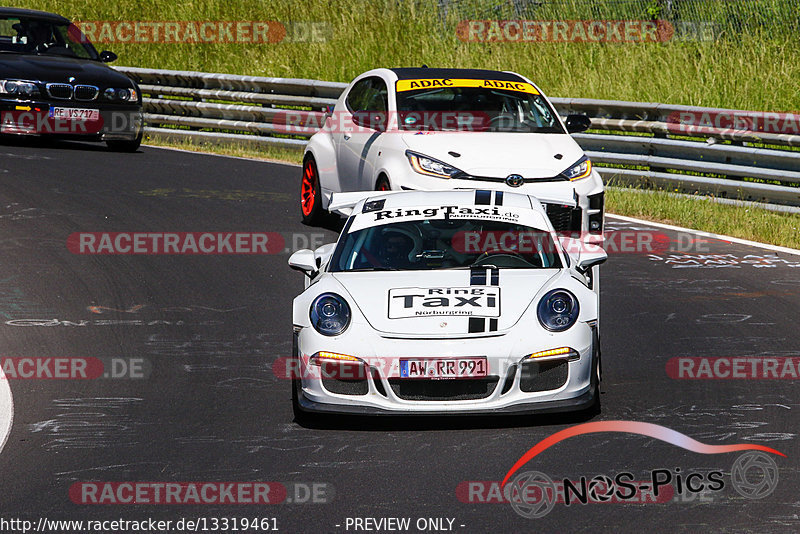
xmin=334 ymin=76 xmax=388 ymax=191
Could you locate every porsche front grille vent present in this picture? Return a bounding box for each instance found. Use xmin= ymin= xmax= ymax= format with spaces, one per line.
xmin=388 ymin=377 xmax=499 ymax=401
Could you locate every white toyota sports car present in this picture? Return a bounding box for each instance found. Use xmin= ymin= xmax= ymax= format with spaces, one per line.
xmin=288 ymin=189 xmax=606 ymax=416
xmin=300 ymin=67 xmax=604 ymax=240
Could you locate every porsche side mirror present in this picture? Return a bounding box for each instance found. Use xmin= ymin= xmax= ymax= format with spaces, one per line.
xmin=99 ymin=50 xmax=118 ymax=63
xmin=576 ymin=249 xmax=608 ymax=274
xmin=288 ymin=249 xmax=318 ymax=275
xmin=314 ymin=243 xmax=337 ymax=266
xmin=565 ymin=114 xmax=592 ymax=133
xmin=559 ymin=236 xmax=607 ymax=273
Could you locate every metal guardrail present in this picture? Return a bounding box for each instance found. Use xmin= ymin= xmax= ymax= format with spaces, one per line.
xmin=116 ymin=66 xmax=800 ymax=211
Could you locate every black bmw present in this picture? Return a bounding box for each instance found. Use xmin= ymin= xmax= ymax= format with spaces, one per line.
xmin=0 ymin=7 xmax=143 ymax=151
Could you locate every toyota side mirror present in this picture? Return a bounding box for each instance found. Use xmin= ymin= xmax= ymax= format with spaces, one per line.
xmin=565 ymin=114 xmax=592 ymax=133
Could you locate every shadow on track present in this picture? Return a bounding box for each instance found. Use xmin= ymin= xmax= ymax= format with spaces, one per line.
xmin=292 ymin=394 xmax=603 ymax=431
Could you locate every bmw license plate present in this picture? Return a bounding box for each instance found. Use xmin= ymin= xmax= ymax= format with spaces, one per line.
xmin=49 ymin=107 xmax=100 ymax=120
xmin=399 ymin=357 xmax=487 ymax=379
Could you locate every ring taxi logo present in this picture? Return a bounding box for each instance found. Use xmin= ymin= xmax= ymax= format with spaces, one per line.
xmin=457 ymin=421 xmax=784 ymax=519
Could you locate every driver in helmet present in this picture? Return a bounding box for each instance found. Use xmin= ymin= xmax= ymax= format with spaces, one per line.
xmin=377 ymin=227 xmax=418 ymax=269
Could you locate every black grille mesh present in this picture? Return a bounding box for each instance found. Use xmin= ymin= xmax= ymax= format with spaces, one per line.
xmin=519 ymin=360 xmax=568 ymax=392
xmin=545 ymin=203 xmax=582 ymax=232
xmin=388 ymin=377 xmax=499 ymax=401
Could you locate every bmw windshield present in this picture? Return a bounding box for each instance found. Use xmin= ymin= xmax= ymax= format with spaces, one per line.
xmin=330 ymin=217 xmax=562 ymax=272
xmin=0 ymin=17 xmax=97 ymax=59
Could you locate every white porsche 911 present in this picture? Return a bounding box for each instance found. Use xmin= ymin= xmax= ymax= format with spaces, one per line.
xmin=288 ymin=189 xmax=606 ymax=416
xmin=300 ymin=67 xmax=604 ymax=240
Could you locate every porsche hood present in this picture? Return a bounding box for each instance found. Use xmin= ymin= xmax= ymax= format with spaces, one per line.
xmin=333 ymin=268 xmax=559 ymax=336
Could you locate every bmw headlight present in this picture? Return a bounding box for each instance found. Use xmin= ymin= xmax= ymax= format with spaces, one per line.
xmin=537 ymin=289 xmax=580 ymax=332
xmin=561 ymin=156 xmax=592 ymax=181
xmin=104 ymin=88 xmax=137 ymax=102
xmin=310 ymin=293 xmax=351 ymax=336
xmin=406 ymin=150 xmax=463 ymax=179
xmin=0 ymin=79 xmax=40 ymax=98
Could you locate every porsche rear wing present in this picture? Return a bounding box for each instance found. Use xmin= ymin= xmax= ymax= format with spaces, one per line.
xmin=327 ymin=191 xmax=407 ymax=217
xmin=328 ymin=189 xmax=579 ymax=218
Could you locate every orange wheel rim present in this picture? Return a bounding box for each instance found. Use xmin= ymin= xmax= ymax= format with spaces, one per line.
xmin=301 ymin=163 xmax=316 ymax=216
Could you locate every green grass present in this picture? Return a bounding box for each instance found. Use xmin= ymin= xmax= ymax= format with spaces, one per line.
xmin=606 ymin=187 xmax=800 ymax=249
xmin=144 ymin=132 xmax=304 ymax=164
xmin=25 ymin=0 xmax=800 ymax=111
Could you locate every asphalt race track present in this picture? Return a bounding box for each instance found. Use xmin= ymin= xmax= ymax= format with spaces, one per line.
xmin=0 ymin=138 xmax=798 ymax=532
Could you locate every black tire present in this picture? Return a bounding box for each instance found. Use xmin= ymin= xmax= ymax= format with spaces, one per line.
xmin=292 ymin=375 xmax=323 ymax=426
xmin=588 ymin=329 xmax=602 ymax=414
xmin=375 ymin=175 xmax=391 ymax=191
xmin=291 ymin=376 xmax=304 ymax=419
xmin=301 ymin=155 xmax=325 ymax=225
xmin=106 ymin=130 xmax=143 ymax=152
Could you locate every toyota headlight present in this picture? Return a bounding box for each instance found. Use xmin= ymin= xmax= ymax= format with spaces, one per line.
xmin=310 ymin=293 xmax=351 ymax=336
xmin=0 ymin=80 xmax=40 ymax=98
xmin=406 ymin=150 xmax=463 ymax=179
xmin=561 ymin=156 xmax=592 ymax=181
xmin=537 ymin=289 xmax=580 ymax=332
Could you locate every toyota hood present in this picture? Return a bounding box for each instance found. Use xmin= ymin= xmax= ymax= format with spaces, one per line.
xmin=401 ymin=131 xmax=584 ymax=179
xmin=332 ymin=269 xmax=559 ymax=336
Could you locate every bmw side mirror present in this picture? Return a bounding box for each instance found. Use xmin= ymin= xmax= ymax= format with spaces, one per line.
xmin=288 ymin=249 xmax=318 ymax=275
xmin=565 ymin=114 xmax=591 ymax=133
xmin=99 ymin=50 xmax=118 ymax=63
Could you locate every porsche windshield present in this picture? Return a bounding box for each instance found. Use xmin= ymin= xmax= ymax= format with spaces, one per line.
xmin=330 ymin=218 xmax=562 ymax=272
xmin=395 ymin=86 xmax=564 ymax=133
xmin=0 ymin=17 xmax=97 ymax=59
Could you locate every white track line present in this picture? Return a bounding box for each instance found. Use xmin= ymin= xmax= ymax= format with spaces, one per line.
xmin=607 ymin=213 xmax=800 ymax=257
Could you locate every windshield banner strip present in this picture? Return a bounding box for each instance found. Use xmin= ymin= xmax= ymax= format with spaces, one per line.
xmin=396 ymin=78 xmax=539 ymax=95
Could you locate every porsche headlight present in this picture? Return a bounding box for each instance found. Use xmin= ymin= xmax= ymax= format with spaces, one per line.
xmin=406 ymin=150 xmax=463 ymax=179
xmin=310 ymin=293 xmax=351 ymax=336
xmin=537 ymin=289 xmax=580 ymax=332
xmin=561 ymin=156 xmax=592 ymax=181
xmin=0 ymin=80 xmax=40 ymax=98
